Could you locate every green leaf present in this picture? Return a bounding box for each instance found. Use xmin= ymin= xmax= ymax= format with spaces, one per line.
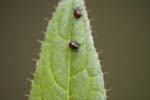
xmin=29 ymin=0 xmax=106 ymax=100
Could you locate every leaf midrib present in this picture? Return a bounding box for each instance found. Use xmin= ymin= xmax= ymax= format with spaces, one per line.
xmin=67 ymin=2 xmax=74 ymax=100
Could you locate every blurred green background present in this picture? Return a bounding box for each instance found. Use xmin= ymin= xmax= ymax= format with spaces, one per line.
xmin=0 ymin=0 xmax=149 ymax=100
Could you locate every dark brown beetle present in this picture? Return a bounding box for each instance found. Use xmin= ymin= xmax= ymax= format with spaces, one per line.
xmin=69 ymin=41 xmax=81 ymax=50
xmin=74 ymin=7 xmax=82 ymax=19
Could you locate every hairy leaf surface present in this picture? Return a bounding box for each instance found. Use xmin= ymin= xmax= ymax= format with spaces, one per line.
xmin=29 ymin=0 xmax=106 ymax=100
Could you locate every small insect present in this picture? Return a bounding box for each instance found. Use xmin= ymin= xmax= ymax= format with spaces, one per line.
xmin=69 ymin=41 xmax=81 ymax=50
xmin=74 ymin=7 xmax=82 ymax=19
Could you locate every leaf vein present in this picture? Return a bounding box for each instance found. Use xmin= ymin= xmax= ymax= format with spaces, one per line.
xmin=67 ymin=2 xmax=74 ymax=100
xmin=49 ymin=32 xmax=67 ymax=93
xmin=57 ymin=33 xmax=68 ymax=41
xmin=70 ymin=68 xmax=86 ymax=79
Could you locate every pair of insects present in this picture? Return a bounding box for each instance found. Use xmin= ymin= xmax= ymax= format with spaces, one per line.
xmin=69 ymin=7 xmax=82 ymax=50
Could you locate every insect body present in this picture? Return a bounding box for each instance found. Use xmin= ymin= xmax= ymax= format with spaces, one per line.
xmin=69 ymin=41 xmax=81 ymax=50
xmin=74 ymin=7 xmax=82 ymax=19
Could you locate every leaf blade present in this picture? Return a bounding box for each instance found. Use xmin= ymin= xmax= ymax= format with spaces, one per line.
xmin=29 ymin=0 xmax=106 ymax=100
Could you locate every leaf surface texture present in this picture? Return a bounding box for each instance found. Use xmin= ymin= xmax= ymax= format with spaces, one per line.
xmin=29 ymin=0 xmax=106 ymax=100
